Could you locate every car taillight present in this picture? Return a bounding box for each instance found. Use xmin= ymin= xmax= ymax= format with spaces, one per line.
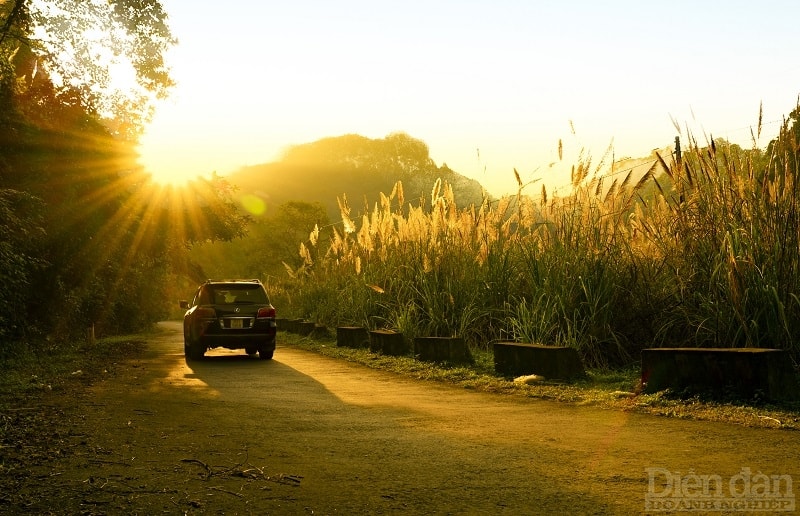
xmin=196 ymin=307 xmax=216 ymax=318
xmin=257 ymin=306 xmax=276 ymax=319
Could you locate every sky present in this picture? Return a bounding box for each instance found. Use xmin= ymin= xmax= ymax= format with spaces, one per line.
xmin=138 ymin=0 xmax=800 ymax=196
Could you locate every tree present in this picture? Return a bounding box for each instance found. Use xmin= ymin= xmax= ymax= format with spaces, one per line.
xmin=188 ymin=200 xmax=329 ymax=282
xmin=1 ymin=0 xmax=175 ymax=138
xmin=0 ymin=189 xmax=44 ymax=343
xmin=281 ymin=132 xmax=435 ymax=180
xmin=262 ymin=201 xmax=330 ymax=275
xmin=0 ymin=1 xmax=255 ymax=341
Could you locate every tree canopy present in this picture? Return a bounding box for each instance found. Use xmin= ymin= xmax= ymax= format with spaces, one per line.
xmin=1 ymin=0 xmax=175 ymax=137
xmin=0 ymin=0 xmax=253 ymax=347
xmin=189 ymin=200 xmax=330 ymax=283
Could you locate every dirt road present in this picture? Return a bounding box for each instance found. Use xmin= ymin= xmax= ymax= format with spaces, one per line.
xmin=6 ymin=322 xmax=800 ymax=514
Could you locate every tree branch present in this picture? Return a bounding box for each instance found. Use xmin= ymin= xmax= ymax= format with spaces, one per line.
xmin=0 ymin=0 xmax=25 ymax=47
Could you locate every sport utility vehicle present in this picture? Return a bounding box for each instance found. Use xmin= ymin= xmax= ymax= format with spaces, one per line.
xmin=180 ymin=280 xmax=277 ymax=360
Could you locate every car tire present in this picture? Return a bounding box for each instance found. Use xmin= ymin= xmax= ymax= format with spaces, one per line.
xmin=258 ymin=343 xmax=274 ymax=360
xmin=185 ymin=335 xmax=205 ymax=361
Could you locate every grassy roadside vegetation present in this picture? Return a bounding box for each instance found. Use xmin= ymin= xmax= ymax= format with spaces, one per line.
xmin=264 ymin=108 xmax=800 ymax=433
xmin=0 ymin=333 xmax=149 ymax=479
xmin=273 ymin=108 xmax=800 ymax=377
xmin=280 ymin=332 xmax=800 ymax=431
xmin=0 ymin=335 xmax=149 ymax=400
xmin=0 ymin=334 xmax=149 ymax=489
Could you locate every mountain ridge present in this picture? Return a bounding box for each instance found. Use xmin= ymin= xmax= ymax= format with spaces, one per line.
xmin=221 ymin=133 xmax=490 ymax=220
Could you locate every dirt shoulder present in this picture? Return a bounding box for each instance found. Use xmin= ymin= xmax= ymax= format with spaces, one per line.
xmin=2 ymin=324 xmax=800 ymax=514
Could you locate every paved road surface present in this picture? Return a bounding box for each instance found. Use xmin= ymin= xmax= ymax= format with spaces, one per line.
xmin=34 ymin=322 xmax=800 ymax=514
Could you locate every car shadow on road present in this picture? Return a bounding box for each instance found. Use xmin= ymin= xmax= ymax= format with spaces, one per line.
xmin=173 ymin=346 xmax=352 ymax=411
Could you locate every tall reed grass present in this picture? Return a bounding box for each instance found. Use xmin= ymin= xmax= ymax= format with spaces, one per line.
xmin=280 ymin=107 xmax=800 ymax=369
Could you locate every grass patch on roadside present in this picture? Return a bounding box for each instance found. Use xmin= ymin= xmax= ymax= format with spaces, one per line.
xmin=281 ymin=332 xmax=800 ymax=430
xmin=0 ymin=329 xmax=162 ymax=481
xmin=0 ymin=331 xmax=155 ymax=398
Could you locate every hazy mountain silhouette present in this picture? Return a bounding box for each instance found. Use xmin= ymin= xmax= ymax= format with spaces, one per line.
xmin=222 ymin=133 xmax=490 ymax=220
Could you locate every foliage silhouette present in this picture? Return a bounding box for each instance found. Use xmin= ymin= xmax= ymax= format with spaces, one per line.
xmin=0 ymin=1 xmax=250 ymax=348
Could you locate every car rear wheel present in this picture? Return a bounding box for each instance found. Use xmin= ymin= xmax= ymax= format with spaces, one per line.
xmin=185 ymin=335 xmax=205 ymax=361
xmin=258 ymin=343 xmax=274 ymax=360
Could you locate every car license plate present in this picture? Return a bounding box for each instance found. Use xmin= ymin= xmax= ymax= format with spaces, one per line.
xmin=230 ymin=319 xmax=243 ymax=329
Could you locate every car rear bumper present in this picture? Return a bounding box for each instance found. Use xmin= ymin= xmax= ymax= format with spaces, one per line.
xmin=198 ymin=332 xmax=276 ymax=349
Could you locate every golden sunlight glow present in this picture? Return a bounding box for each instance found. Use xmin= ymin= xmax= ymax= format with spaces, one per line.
xmin=157 ymin=361 xmax=219 ymax=396
xmin=56 ymin=126 xmax=239 ymax=326
xmin=137 ymin=101 xmax=223 ymax=186
xmin=137 ymin=137 xmax=206 ymax=186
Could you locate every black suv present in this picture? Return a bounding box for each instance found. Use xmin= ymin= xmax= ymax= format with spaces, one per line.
xmin=180 ymin=279 xmax=277 ymax=360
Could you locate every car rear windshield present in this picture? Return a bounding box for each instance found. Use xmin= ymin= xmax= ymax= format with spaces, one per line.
xmin=208 ymin=285 xmax=269 ymax=305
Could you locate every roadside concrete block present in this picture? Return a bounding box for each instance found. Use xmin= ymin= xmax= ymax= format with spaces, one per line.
xmin=641 ymin=347 xmax=797 ymax=400
xmin=369 ymin=330 xmax=407 ymax=356
xmin=337 ymin=327 xmax=369 ymax=348
xmin=493 ymin=342 xmax=585 ymax=380
xmin=414 ymin=336 xmax=473 ymax=365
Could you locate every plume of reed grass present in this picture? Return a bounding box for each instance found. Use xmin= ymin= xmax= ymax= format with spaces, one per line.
xmin=280 ymin=109 xmax=800 ymax=366
xmin=640 ymin=112 xmax=800 ymax=357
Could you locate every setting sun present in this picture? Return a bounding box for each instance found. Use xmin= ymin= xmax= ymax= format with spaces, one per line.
xmin=138 ymin=120 xmax=215 ymax=186
xmin=136 ymin=91 xmax=278 ymax=186
xmin=138 ymin=140 xmax=201 ymax=186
